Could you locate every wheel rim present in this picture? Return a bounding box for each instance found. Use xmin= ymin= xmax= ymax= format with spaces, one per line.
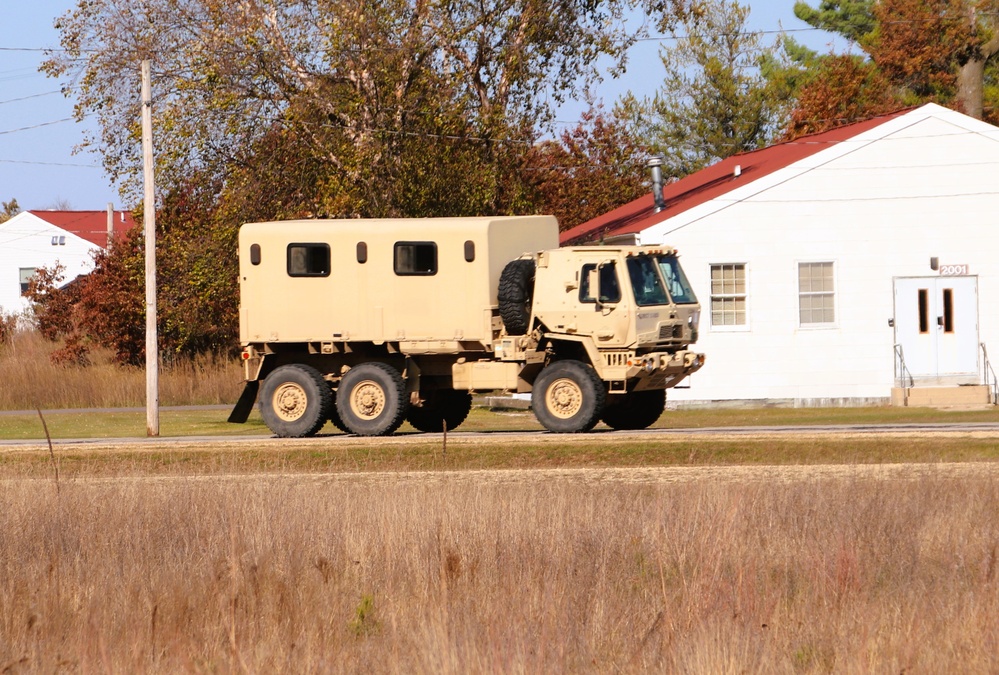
xmin=349 ymin=380 xmax=386 ymax=420
xmin=545 ymin=377 xmax=583 ymax=419
xmin=272 ymin=382 xmax=308 ymax=422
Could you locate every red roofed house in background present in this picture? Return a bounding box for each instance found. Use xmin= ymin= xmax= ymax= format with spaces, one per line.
xmin=0 ymin=208 xmax=136 ymax=315
xmin=562 ymin=103 xmax=999 ymax=408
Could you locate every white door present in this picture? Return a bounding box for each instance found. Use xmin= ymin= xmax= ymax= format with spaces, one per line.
xmin=893 ymin=276 xmax=979 ymax=384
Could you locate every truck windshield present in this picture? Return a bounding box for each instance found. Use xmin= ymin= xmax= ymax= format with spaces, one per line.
xmin=626 ymin=256 xmax=669 ymax=306
xmin=657 ymin=255 xmax=698 ymax=304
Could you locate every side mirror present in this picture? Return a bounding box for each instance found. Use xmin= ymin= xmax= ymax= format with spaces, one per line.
xmin=586 ymin=268 xmax=600 ymax=303
xmin=595 ymin=260 xmax=618 ymax=307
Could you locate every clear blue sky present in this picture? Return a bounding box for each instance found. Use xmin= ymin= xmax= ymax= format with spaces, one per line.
xmin=0 ymin=1 xmax=847 ymax=211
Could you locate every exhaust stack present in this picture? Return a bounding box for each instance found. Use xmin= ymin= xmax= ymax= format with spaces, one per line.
xmin=647 ymin=157 xmax=666 ymax=212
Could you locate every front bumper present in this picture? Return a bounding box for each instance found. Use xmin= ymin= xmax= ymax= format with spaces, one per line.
xmin=624 ymin=349 xmax=705 ymax=390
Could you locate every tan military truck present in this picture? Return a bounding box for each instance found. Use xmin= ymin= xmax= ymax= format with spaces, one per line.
xmin=228 ymin=215 xmax=705 ymax=436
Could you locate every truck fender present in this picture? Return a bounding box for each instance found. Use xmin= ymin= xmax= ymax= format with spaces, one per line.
xmin=539 ymin=335 xmax=604 ymax=380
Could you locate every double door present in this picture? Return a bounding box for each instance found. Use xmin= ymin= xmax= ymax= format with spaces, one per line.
xmin=893 ymin=277 xmax=979 ymax=384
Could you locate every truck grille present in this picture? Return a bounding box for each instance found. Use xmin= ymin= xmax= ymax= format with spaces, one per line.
xmin=658 ymin=324 xmax=682 ymax=341
xmin=603 ymin=352 xmax=632 ymax=367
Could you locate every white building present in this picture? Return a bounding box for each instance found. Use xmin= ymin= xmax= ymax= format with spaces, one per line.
xmin=0 ymin=209 xmax=135 ymax=316
xmin=561 ymin=104 xmax=999 ymax=406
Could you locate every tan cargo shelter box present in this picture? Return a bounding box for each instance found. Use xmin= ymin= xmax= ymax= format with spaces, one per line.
xmin=239 ymin=216 xmax=559 ymax=347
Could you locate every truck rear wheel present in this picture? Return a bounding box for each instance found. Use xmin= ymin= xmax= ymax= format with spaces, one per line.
xmin=406 ymin=390 xmax=473 ymax=432
xmin=328 ymin=390 xmax=349 ymax=433
xmin=532 ymin=360 xmax=605 ymax=433
xmin=498 ymin=258 xmax=536 ymax=335
xmin=601 ymin=390 xmax=666 ymax=430
xmin=336 ymin=363 xmax=408 ymax=436
xmin=259 ymin=364 xmax=333 ymax=438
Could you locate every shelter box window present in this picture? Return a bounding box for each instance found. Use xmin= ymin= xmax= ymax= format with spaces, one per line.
xmin=394 ymin=242 xmax=438 ymax=276
xmin=287 ymin=243 xmax=331 ymax=277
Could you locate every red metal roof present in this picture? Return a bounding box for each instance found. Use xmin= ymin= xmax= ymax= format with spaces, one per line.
xmin=28 ymin=210 xmax=137 ymax=248
xmin=559 ymin=110 xmax=913 ymax=245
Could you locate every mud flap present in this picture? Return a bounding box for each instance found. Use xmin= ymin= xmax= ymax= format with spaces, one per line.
xmin=227 ymin=381 xmax=260 ymax=423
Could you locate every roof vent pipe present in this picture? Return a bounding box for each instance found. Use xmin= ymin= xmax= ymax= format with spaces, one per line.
xmin=647 ymin=156 xmax=667 ymax=213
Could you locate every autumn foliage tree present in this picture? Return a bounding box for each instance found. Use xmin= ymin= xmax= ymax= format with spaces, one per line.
xmin=43 ymin=0 xmax=643 ymax=215
xmin=37 ymin=0 xmax=662 ymax=364
xmin=0 ymin=198 xmax=19 ymax=224
xmin=793 ymin=0 xmax=999 ymax=121
xmin=22 ymin=264 xmax=94 ymax=365
xmin=784 ymin=55 xmax=902 ymax=138
xmin=867 ymin=0 xmax=976 ymax=101
xmin=24 ymin=180 xmax=239 ymax=366
xmin=525 ymin=110 xmax=649 ymax=232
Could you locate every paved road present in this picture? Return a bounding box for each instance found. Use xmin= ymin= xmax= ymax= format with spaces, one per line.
xmin=4 ymin=420 xmax=999 ymax=449
xmin=0 ymin=405 xmax=230 ymax=417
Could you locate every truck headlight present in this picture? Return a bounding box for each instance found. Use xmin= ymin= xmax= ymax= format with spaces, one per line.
xmin=688 ymin=310 xmax=700 ymax=331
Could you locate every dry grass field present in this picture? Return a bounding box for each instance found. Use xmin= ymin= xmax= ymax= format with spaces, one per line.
xmin=0 ymin=330 xmax=241 ymax=410
xmin=2 ymin=461 xmax=998 ymax=673
xmin=4 ymin=329 xmax=999 ymax=671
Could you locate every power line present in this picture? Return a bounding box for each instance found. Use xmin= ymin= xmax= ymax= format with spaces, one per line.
xmin=0 ymin=91 xmax=62 ymax=106
xmin=0 ymin=159 xmax=98 ymax=168
xmin=0 ymin=118 xmax=76 ymax=136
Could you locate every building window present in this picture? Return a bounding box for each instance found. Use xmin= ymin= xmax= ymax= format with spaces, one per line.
xmin=710 ymin=263 xmax=746 ymax=327
xmin=19 ymin=267 xmax=35 ymax=295
xmin=287 ymin=243 xmax=330 ymax=277
xmin=798 ymin=261 xmax=835 ymax=325
xmin=394 ymin=242 xmax=437 ymax=275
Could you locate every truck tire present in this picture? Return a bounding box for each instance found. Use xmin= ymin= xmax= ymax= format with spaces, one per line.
xmin=601 ymin=390 xmax=666 ymax=430
xmin=328 ymin=390 xmax=349 ymax=433
xmin=336 ymin=362 xmax=408 ymax=436
xmin=532 ymin=360 xmax=606 ymax=433
xmin=498 ymin=258 xmax=536 ymax=335
xmin=406 ymin=390 xmax=473 ymax=432
xmin=259 ymin=364 xmax=333 ymax=438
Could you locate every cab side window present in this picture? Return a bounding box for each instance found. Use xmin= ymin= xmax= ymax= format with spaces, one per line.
xmin=579 ymin=262 xmax=621 ymax=303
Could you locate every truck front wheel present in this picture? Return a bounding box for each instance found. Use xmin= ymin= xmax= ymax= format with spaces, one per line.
xmin=259 ymin=364 xmax=333 ymax=438
xmin=407 ymin=390 xmax=473 ymax=432
xmin=532 ymin=360 xmax=606 ymax=433
xmin=336 ymin=363 xmax=408 ymax=436
xmin=601 ymin=390 xmax=666 ymax=430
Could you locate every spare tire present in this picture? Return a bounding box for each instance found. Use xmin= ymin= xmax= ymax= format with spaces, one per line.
xmin=498 ymin=258 xmax=536 ymax=335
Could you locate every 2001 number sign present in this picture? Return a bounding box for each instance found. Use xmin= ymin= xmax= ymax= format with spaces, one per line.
xmin=939 ymin=264 xmax=969 ymax=276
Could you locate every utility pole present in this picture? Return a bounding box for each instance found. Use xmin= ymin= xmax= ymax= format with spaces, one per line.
xmin=141 ymin=59 xmax=159 ymax=437
xmin=106 ymin=202 xmax=113 ymax=249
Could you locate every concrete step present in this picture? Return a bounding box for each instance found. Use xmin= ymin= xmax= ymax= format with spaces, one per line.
xmin=891 ymin=385 xmax=994 ymax=408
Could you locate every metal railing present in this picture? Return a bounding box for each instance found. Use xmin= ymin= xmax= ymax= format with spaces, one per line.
xmin=982 ymin=343 xmax=998 ymax=405
xmin=893 ymin=343 xmax=914 ymax=406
